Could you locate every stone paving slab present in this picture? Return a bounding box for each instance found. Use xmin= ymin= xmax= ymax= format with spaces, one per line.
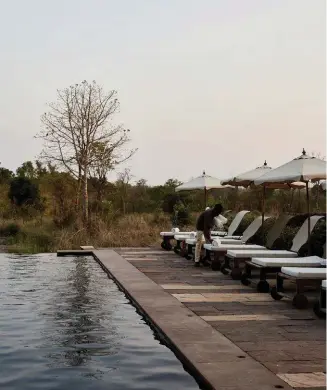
xmin=117 ymin=247 xmax=326 ymax=390
xmin=161 ymin=284 xmax=242 ymax=290
xmin=93 ymin=249 xmax=293 ymax=390
xmin=201 ymin=314 xmax=289 ymax=321
xmin=90 ymin=247 xmax=327 ymax=390
xmin=263 ymin=361 xmax=326 ymax=374
xmin=277 ymin=373 xmax=326 ymax=388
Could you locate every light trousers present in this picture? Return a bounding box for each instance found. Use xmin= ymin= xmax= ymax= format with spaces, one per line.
xmin=194 ymin=231 xmax=205 ymax=263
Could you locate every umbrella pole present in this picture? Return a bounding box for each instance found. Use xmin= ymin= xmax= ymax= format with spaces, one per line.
xmin=204 ymin=187 xmax=207 ymax=208
xmin=261 ymin=185 xmax=266 ymax=243
xmin=306 ymin=182 xmax=311 ymax=255
xmin=290 ymin=188 xmax=294 ymax=212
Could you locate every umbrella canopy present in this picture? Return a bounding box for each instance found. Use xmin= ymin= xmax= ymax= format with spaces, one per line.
xmin=222 ymin=161 xmax=305 ymax=189
xmin=175 ymin=171 xmax=230 ymax=208
xmin=175 ymin=171 xmax=227 ymax=192
xmin=254 ymin=149 xmax=326 ymax=185
xmin=222 ymin=161 xmax=272 ymax=187
xmin=254 ymin=149 xmax=326 ymax=254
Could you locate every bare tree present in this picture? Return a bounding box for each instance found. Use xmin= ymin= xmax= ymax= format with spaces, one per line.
xmin=116 ymin=168 xmax=133 ymax=214
xmin=309 ymin=151 xmax=326 ymax=210
xmin=36 ymin=80 xmax=136 ymax=223
xmin=310 ymin=151 xmax=326 ymax=161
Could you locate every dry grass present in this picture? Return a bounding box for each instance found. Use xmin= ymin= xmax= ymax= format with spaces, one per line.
xmin=1 ymin=209 xmax=325 ymax=255
xmin=0 ymin=213 xmax=179 ymax=253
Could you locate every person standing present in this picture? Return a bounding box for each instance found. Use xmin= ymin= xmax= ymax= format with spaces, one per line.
xmin=194 ymin=204 xmax=223 ymax=267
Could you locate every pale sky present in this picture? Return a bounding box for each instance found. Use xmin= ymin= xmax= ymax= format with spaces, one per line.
xmin=0 ymin=0 xmax=325 ymax=185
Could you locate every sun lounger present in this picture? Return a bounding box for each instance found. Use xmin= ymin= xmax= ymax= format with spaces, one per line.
xmin=270 ymin=266 xmax=327 ymax=309
xmin=159 ymin=228 xmax=190 ymax=250
xmin=174 ymin=231 xmax=227 ymax=256
xmin=224 ymin=215 xmax=324 ymax=280
xmin=182 ymin=210 xmax=251 ymax=256
xmin=313 ymin=280 xmax=326 ymax=318
xmin=203 ymin=216 xmax=273 ymax=271
xmin=194 ymin=210 xmax=251 ymax=244
xmin=184 ymin=235 xmax=246 ymax=261
xmin=160 ymin=210 xmax=237 ymax=250
xmin=242 ymin=256 xmax=324 ymax=293
xmin=220 ymin=210 xmax=251 ymax=236
xmin=241 ymin=243 xmax=326 ymax=292
xmin=223 ymin=215 xmax=269 ymax=241
xmin=173 ymin=210 xmax=251 ymax=258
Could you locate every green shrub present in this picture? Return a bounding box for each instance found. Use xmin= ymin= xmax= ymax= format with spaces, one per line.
xmin=272 ymin=225 xmax=300 ymax=250
xmin=7 ymin=229 xmax=55 ymax=254
xmin=271 ymin=214 xmax=326 ymax=252
xmin=298 ymin=217 xmax=326 ymax=257
xmin=247 ymin=217 xmax=277 ymax=246
xmin=0 ymin=222 xmax=21 ymax=237
xmin=172 ymin=202 xmax=191 ymax=227
xmin=8 ymin=177 xmax=40 ymax=206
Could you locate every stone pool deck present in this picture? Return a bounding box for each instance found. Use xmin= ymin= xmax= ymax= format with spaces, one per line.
xmin=69 ymin=247 xmax=326 ymax=390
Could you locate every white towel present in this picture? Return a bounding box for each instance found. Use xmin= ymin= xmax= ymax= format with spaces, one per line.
xmin=214 ymin=220 xmax=224 ymax=230
xmin=189 ymin=231 xmax=196 ymax=238
xmin=217 ymin=214 xmax=228 ymax=225
xmin=171 ymin=227 xmax=180 ymax=233
xmin=212 ymin=238 xmax=221 ymax=247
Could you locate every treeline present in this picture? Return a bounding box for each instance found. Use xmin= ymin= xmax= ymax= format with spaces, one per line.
xmin=0 ymin=160 xmax=326 ymax=229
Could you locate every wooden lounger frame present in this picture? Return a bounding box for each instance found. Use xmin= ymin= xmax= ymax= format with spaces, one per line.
xmin=313 ymin=284 xmax=326 ymax=318
xmin=270 ymin=271 xmax=325 ymax=309
xmin=240 ymin=260 xmax=282 ymax=292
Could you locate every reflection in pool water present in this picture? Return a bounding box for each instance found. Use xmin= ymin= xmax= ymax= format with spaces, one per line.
xmin=0 ymin=254 xmax=201 ymax=390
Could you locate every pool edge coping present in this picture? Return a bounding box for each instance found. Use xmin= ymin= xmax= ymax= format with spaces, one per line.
xmin=57 ymin=248 xmax=293 ymax=390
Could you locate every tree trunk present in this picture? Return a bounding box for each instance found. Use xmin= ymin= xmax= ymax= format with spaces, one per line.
xmin=121 ymin=195 xmax=126 ymax=214
xmin=315 ymin=181 xmax=320 ymax=210
xmin=76 ymin=167 xmax=82 ymax=212
xmin=82 ymin=167 xmax=89 ymax=224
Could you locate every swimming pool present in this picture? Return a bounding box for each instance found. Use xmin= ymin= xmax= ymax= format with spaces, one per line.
xmin=0 ymin=253 xmax=202 ymax=390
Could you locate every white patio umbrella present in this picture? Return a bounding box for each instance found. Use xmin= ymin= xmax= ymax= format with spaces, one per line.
xmin=222 ymin=161 xmax=305 ymax=234
xmin=254 ymin=149 xmax=327 ymax=251
xmin=175 ymin=170 xmax=229 ymax=207
xmin=222 ymin=161 xmax=272 ymax=187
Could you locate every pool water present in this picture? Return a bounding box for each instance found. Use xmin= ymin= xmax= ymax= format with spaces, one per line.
xmin=0 ymin=253 xmax=201 ymax=390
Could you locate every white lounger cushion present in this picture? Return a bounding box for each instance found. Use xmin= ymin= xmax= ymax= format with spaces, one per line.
xmin=161 ymin=230 xmax=227 ymax=237
xmin=211 ymin=231 xmax=228 ymax=236
xmin=226 ymin=210 xmax=250 ymax=236
xmin=185 ymin=238 xmax=243 ymax=246
xmin=252 ymin=256 xmax=323 ymax=268
xmin=205 ymin=244 xmax=265 ymax=251
xmin=322 ymin=280 xmax=326 ymax=289
xmin=218 ymin=216 xmax=270 ymax=243
xmin=162 ymin=210 xmax=251 ymax=239
xmin=174 ymin=234 xmax=190 ymax=241
xmin=217 ymin=239 xmax=245 ymax=245
xmin=240 ymin=216 xmax=270 ymax=242
xmin=212 ymin=231 xmax=227 ymax=236
xmin=281 ymin=267 xmax=327 ymax=278
xmin=160 ymin=231 xmax=190 ymax=237
xmin=227 ymin=249 xmax=298 ymax=258
xmin=290 ymin=215 xmax=323 ymax=252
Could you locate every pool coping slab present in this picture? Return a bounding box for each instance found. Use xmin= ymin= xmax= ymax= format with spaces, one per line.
xmin=89 ymin=249 xmax=294 ymax=390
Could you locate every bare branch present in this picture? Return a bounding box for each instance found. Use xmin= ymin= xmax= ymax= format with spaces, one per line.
xmin=35 ymin=80 xmax=137 ymax=223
